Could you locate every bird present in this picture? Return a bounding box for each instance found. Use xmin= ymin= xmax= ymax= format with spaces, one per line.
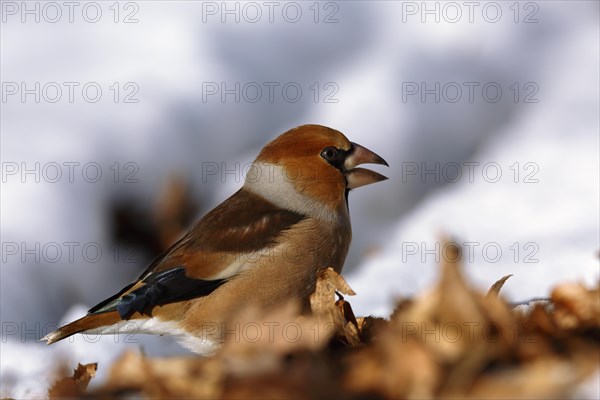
xmin=42 ymin=124 xmax=388 ymax=354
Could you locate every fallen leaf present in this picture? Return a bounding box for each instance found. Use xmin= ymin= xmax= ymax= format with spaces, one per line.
xmin=48 ymin=363 xmax=97 ymax=399
xmin=487 ymin=274 xmax=513 ymax=298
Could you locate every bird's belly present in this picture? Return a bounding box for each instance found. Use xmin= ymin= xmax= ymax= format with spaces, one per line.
xmin=177 ymin=220 xmax=351 ymax=349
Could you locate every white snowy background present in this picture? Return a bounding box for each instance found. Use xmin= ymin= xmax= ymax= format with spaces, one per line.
xmin=1 ymin=1 xmax=599 ymax=397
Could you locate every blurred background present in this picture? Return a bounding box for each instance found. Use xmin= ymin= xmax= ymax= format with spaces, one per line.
xmin=1 ymin=1 xmax=598 ymax=397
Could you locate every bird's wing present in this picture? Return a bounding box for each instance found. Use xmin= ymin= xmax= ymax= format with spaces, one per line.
xmin=88 ymin=189 xmax=306 ymax=319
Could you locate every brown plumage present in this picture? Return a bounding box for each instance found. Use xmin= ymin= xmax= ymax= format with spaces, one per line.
xmin=43 ymin=125 xmax=388 ymax=353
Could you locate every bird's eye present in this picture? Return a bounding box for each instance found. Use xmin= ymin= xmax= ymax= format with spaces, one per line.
xmin=321 ymin=147 xmax=338 ymax=162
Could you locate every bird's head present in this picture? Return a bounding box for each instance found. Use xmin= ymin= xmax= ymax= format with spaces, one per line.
xmin=244 ymin=125 xmax=388 ymax=220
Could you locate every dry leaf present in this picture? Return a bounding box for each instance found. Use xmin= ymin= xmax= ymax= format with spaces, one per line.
xmin=48 ymin=363 xmax=97 ymax=399
xmin=310 ymin=268 xmax=363 ymax=347
xmin=487 ymin=274 xmax=513 ymax=298
xmin=99 ymin=350 xmax=223 ymax=399
xmin=310 ymin=267 xmax=355 ymax=314
xmin=62 ymin=245 xmax=600 ymax=400
xmin=552 ymin=282 xmax=600 ymax=329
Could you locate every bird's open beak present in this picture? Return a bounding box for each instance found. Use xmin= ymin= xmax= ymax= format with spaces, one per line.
xmin=344 ymin=142 xmax=389 ymax=189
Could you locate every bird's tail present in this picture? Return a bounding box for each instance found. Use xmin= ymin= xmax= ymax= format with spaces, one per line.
xmin=42 ymin=311 xmax=122 ymax=344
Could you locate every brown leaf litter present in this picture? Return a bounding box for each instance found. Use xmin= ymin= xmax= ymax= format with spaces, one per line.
xmin=41 ymin=245 xmax=599 ymax=399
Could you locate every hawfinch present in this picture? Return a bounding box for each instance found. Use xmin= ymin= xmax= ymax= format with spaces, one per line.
xmin=43 ymin=125 xmax=388 ymax=354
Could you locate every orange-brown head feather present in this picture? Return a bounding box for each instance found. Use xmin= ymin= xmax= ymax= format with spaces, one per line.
xmin=246 ymin=125 xmax=387 ymax=218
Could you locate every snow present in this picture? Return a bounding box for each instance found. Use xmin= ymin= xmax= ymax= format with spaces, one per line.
xmin=1 ymin=1 xmax=598 ymax=397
